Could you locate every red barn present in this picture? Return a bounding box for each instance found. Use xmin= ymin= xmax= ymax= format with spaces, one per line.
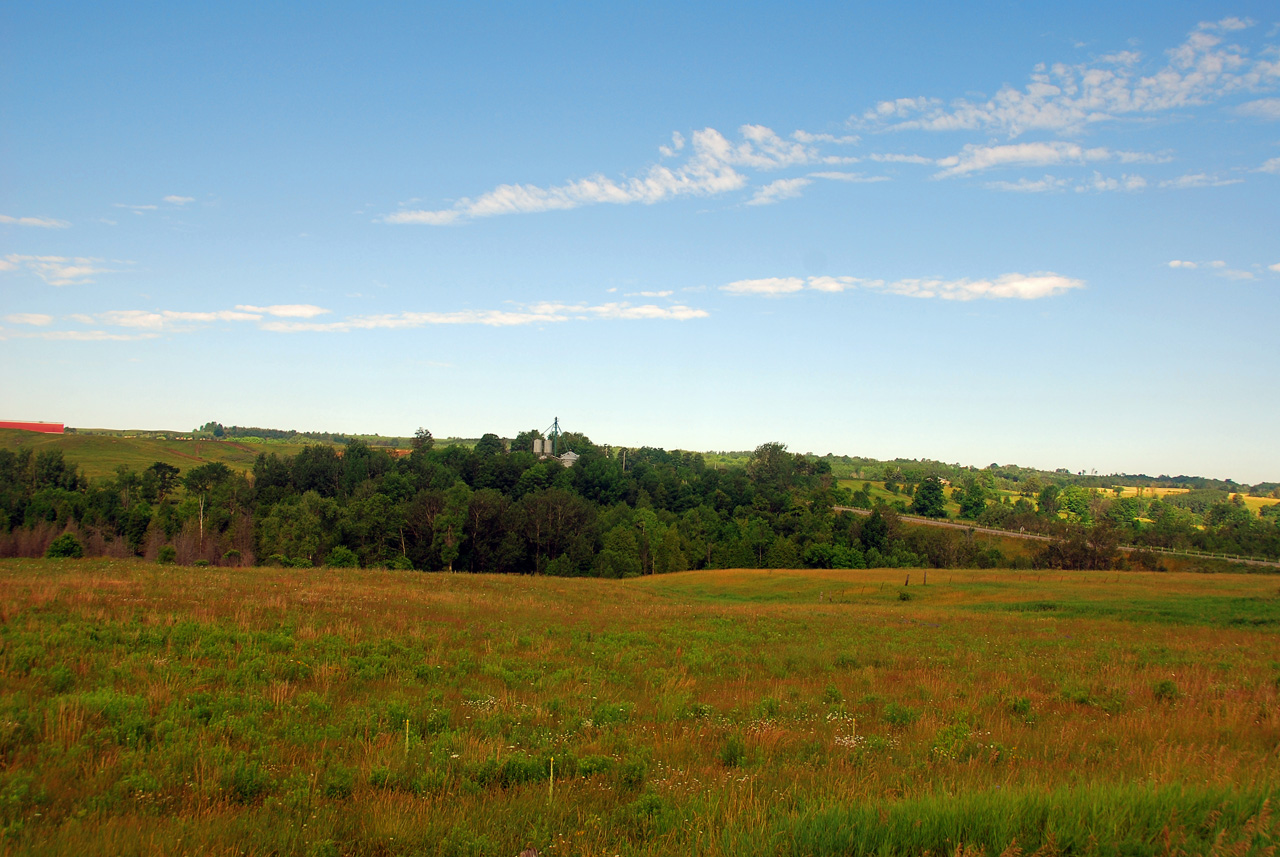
xmin=0 ymin=421 xmax=65 ymax=434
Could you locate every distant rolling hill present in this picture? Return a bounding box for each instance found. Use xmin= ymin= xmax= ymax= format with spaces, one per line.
xmin=0 ymin=429 xmax=321 ymax=480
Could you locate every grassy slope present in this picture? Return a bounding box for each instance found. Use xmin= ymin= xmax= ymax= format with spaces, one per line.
xmin=0 ymin=429 xmax=319 ymax=479
xmin=1 ymin=561 xmax=1277 ymax=856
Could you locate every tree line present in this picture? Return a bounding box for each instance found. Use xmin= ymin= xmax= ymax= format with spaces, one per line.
xmin=1 ymin=431 xmax=1276 ymax=571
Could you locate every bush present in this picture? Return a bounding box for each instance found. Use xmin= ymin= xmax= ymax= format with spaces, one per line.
xmin=883 ymin=702 xmax=920 ymax=728
xmin=325 ymin=546 xmax=359 ymax=568
xmin=224 ymin=758 xmax=270 ymax=803
xmin=157 ymin=545 xmax=177 ymax=564
xmin=45 ymin=534 xmax=83 ymax=559
xmin=1153 ymin=679 xmax=1180 ymax=702
xmin=719 ymin=734 xmax=746 ymax=767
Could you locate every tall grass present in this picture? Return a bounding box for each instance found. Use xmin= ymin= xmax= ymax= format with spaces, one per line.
xmin=0 ymin=560 xmax=1276 ymax=855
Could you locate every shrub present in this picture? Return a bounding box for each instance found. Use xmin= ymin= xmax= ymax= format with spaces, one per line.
xmin=222 ymin=549 xmax=242 ymax=565
xmin=192 ymin=559 xmax=210 ymax=568
xmin=323 ymin=765 xmax=355 ymax=799
xmin=45 ymin=534 xmax=83 ymax=559
xmin=883 ymin=702 xmax=920 ymax=728
xmin=1153 ymin=679 xmax=1180 ymax=702
xmin=720 ymin=734 xmax=746 ymax=767
xmin=224 ymin=758 xmax=270 ymax=804
xmin=325 ymin=546 xmax=359 ymax=568
xmin=157 ymin=545 xmax=177 ymax=564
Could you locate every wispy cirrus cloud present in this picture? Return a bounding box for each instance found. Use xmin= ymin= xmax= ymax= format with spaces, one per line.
xmin=4 ymin=313 xmax=54 ymax=326
xmin=860 ymin=18 xmax=1279 ymax=137
xmin=1158 ymin=173 xmax=1244 ymax=188
xmin=234 ymin=304 xmax=331 ymax=318
xmin=1236 ymin=97 xmax=1280 ymax=119
xmin=986 ymin=175 xmax=1073 ymax=193
xmin=1259 ymin=157 xmax=1280 ymax=174
xmin=723 ymin=272 xmax=1084 ymax=301
xmin=43 ymin=299 xmax=708 ymax=338
xmin=747 ymin=178 xmax=812 ymax=206
xmin=934 ymin=142 xmax=1160 ymax=178
xmin=808 ymin=171 xmax=890 ymax=183
xmin=0 ymin=215 xmax=70 ymax=228
xmin=164 ymin=195 xmax=195 ymax=205
xmin=383 ymin=125 xmax=854 ymax=225
xmin=1168 ymin=258 xmax=1270 ymax=278
xmin=1 ymin=254 xmax=121 ymax=286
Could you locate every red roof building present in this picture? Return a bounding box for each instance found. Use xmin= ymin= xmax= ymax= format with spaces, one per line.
xmin=0 ymin=421 xmax=65 ymax=434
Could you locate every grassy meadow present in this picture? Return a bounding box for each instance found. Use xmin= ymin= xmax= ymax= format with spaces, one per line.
xmin=0 ymin=430 xmax=323 ymax=481
xmin=1 ymin=561 xmax=1278 ymax=856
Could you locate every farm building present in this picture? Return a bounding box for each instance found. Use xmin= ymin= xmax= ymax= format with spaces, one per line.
xmin=0 ymin=421 xmax=64 ymax=434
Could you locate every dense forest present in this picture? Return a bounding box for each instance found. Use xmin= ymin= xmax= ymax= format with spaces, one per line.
xmin=2 ymin=428 xmax=1277 ymax=570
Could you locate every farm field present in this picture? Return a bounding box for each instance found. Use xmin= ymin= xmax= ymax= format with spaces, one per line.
xmin=0 ymin=429 xmax=320 ymax=480
xmin=1 ymin=561 xmax=1278 ymax=856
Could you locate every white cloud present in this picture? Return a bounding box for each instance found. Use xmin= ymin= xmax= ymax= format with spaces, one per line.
xmin=97 ymin=309 xmax=264 ymax=330
xmin=935 ymin=142 xmax=1140 ymax=178
xmin=875 ymin=273 xmax=1084 ymax=300
xmin=792 ymin=131 xmax=860 ymax=144
xmin=260 ymin=302 xmax=707 ymax=331
xmin=808 ymin=171 xmax=890 ymax=183
xmin=723 ymin=272 xmax=1083 ymax=301
xmin=722 ymin=277 xmax=806 ymax=296
xmin=747 ymin=178 xmax=812 ymax=205
xmin=1158 ymin=173 xmax=1244 ymax=188
xmin=383 ymin=124 xmax=833 ymax=225
xmin=1219 ymin=269 xmax=1255 ymax=280
xmin=630 ymin=290 xmax=673 ymax=298
xmin=1237 ymin=97 xmax=1280 ymax=119
xmin=38 ymin=330 xmax=157 ymax=342
xmin=1081 ymin=171 xmax=1148 ymax=192
xmin=1269 ymin=263 xmax=1280 ymax=273
xmin=1210 ymin=260 xmax=1228 ymax=267
xmin=57 ymin=299 xmax=707 ymax=337
xmin=1259 ymin=157 xmax=1280 ymax=173
xmin=4 ymin=313 xmax=53 ymax=326
xmin=235 ymin=304 xmax=331 ymax=318
xmin=860 ymin=19 xmax=1280 ymax=137
xmin=1 ymin=254 xmax=114 ymax=286
xmin=987 ymin=175 xmax=1071 ymax=193
xmin=1168 ymin=260 xmax=1198 ymax=268
xmin=114 ymin=203 xmax=158 ymax=214
xmin=164 ymin=195 xmax=195 ymax=205
xmin=0 ymin=215 xmax=70 ymax=228
xmin=868 ymin=153 xmax=934 ymax=164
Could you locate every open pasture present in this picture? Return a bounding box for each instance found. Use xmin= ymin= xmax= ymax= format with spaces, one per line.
xmin=0 ymin=429 xmax=320 ymax=480
xmin=0 ymin=561 xmax=1277 ymax=856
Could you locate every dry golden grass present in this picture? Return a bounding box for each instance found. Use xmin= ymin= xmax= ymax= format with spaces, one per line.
xmin=0 ymin=560 xmax=1277 ymax=855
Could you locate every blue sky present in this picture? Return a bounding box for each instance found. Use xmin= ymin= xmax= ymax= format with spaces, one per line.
xmin=2 ymin=2 xmax=1278 ymax=482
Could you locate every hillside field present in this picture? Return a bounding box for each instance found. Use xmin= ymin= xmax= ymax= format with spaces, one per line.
xmin=1 ymin=561 xmax=1278 ymax=856
xmin=0 ymin=429 xmax=324 ymax=480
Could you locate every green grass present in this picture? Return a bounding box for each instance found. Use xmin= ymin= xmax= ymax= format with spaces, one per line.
xmin=1 ymin=561 xmax=1277 ymax=855
xmin=0 ymin=429 xmax=317 ymax=479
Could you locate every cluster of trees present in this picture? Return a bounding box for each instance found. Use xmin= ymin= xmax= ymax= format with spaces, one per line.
xmin=0 ymin=436 xmax=997 ymax=572
xmin=866 ymin=473 xmax=1279 ymax=562
xmin=1 ymin=431 xmax=1276 ymax=572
